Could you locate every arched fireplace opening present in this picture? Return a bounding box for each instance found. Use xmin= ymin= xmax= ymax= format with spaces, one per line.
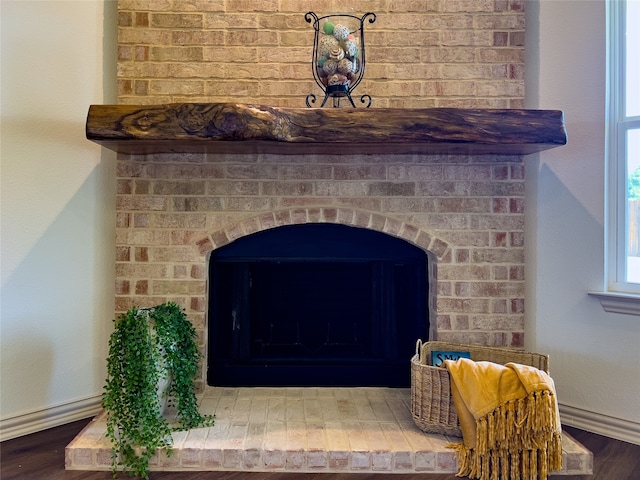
xmin=207 ymin=223 xmax=428 ymax=387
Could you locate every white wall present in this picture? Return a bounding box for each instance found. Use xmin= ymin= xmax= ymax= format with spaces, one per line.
xmin=0 ymin=1 xmax=117 ymax=440
xmin=526 ymin=0 xmax=640 ymax=444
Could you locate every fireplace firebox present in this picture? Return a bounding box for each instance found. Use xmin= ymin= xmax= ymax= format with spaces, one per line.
xmin=207 ymin=223 xmax=428 ymax=387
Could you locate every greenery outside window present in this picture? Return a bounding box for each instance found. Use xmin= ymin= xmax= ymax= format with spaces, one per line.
xmin=606 ymin=0 xmax=640 ymax=295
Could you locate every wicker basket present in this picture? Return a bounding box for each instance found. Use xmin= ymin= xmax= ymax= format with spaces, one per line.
xmin=410 ymin=340 xmax=549 ymax=437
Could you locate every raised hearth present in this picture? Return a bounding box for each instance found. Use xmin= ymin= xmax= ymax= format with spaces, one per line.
xmin=66 ymin=387 xmax=592 ymax=475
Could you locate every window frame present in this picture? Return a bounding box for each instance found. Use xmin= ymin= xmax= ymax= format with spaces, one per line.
xmin=606 ymin=0 xmax=640 ymax=296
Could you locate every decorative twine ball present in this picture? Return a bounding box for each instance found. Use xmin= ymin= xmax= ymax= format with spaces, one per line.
xmin=322 ymin=58 xmax=338 ymax=76
xmin=345 ymin=39 xmax=358 ymax=58
xmin=323 ymin=21 xmax=334 ymax=35
xmin=329 ymin=46 xmax=345 ymax=61
xmin=318 ymin=34 xmax=339 ymax=58
xmin=333 ymin=23 xmax=350 ymax=40
xmin=337 ymin=57 xmax=353 ymax=74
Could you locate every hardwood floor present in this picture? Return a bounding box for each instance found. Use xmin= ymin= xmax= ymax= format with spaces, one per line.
xmin=1 ymin=419 xmax=639 ymax=479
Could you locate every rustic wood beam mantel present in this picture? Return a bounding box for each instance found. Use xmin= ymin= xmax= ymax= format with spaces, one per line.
xmin=86 ymin=103 xmax=567 ymax=155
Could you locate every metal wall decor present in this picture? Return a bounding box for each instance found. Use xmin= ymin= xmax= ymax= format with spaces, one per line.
xmin=305 ymin=12 xmax=376 ymax=108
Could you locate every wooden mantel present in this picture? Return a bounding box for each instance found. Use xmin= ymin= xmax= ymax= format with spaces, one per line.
xmin=86 ymin=103 xmax=567 ymax=156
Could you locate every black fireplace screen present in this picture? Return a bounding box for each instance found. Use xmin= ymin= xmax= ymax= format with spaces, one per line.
xmin=207 ymin=223 xmax=428 ymax=387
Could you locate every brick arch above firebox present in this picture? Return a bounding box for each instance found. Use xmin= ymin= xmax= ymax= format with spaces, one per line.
xmin=193 ymin=207 xmax=452 ymax=262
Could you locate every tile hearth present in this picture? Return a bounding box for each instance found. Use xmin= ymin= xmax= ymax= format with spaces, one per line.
xmin=66 ymin=386 xmax=592 ymax=475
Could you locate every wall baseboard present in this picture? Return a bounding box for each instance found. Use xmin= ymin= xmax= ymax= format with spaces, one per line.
xmin=0 ymin=395 xmax=102 ymax=442
xmin=560 ymin=402 xmax=640 ymax=446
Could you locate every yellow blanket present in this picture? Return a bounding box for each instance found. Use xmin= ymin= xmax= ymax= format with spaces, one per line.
xmin=444 ymin=358 xmax=562 ymax=480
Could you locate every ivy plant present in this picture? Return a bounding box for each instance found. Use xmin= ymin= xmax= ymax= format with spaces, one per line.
xmin=102 ymin=302 xmax=214 ymax=479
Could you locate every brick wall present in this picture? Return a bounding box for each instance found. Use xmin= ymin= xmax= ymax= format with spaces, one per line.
xmin=115 ymin=153 xmax=526 ymax=361
xmin=117 ymin=0 xmax=525 ymax=108
xmin=114 ymin=1 xmax=527 ymax=386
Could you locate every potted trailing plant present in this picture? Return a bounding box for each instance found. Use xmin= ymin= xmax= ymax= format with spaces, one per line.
xmin=102 ymin=302 xmax=214 ymax=479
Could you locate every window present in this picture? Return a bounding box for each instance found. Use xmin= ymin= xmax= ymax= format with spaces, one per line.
xmin=607 ymin=0 xmax=640 ymax=295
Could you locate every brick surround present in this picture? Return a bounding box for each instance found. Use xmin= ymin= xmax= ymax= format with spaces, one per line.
xmin=114 ymin=1 xmax=528 ymax=388
xmin=115 ymin=152 xmax=526 ymax=389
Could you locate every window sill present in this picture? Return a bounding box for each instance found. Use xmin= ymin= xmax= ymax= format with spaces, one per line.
xmin=588 ymin=291 xmax=640 ymax=316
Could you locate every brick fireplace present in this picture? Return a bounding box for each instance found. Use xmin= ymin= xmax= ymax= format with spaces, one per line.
xmin=64 ymin=4 xmax=596 ymax=475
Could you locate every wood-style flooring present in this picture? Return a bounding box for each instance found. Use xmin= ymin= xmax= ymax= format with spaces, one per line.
xmin=1 ymin=419 xmax=639 ymax=479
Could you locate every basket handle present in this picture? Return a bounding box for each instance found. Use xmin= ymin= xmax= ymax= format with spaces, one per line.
xmin=415 ymin=338 xmax=423 ymax=357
